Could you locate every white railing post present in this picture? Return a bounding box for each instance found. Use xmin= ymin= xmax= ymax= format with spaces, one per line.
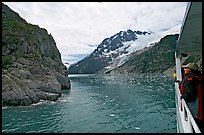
xmin=175 ymin=53 xmax=182 ymax=81
xmin=187 ymin=110 xmax=193 ymax=132
xmin=182 ymin=100 xmax=201 ymax=133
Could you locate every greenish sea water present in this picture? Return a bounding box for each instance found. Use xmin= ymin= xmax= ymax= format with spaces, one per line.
xmin=2 ymin=74 xmax=176 ymax=133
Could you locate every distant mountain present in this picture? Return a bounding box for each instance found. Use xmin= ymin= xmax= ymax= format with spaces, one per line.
xmin=68 ymin=27 xmax=181 ymax=74
xmin=108 ymin=34 xmax=179 ymax=74
xmin=68 ymin=29 xmax=152 ymax=74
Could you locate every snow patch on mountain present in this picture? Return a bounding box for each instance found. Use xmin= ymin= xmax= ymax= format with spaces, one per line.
xmin=68 ymin=25 xmax=181 ymax=74
xmin=104 ymin=25 xmax=181 ymax=71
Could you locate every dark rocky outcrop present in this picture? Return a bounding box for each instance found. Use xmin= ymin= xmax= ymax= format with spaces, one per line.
xmin=2 ymin=3 xmax=71 ymax=106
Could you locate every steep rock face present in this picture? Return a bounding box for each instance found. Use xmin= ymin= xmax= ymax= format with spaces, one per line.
xmin=2 ymin=3 xmax=71 ymax=106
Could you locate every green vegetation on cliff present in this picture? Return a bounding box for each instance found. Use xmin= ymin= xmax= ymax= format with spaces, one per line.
xmin=2 ymin=3 xmax=71 ymax=107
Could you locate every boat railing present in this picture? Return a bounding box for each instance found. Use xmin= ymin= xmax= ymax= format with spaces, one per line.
xmin=175 ymin=82 xmax=201 ymax=133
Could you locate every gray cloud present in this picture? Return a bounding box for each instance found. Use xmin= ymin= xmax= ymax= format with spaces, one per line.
xmin=3 ymin=2 xmax=187 ymax=64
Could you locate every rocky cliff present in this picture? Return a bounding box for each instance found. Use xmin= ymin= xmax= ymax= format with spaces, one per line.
xmin=2 ymin=3 xmax=71 ymax=106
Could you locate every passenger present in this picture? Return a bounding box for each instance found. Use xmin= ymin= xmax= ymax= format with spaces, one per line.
xmin=173 ymin=70 xmax=177 ymax=81
xmin=179 ymin=62 xmax=203 ymax=132
xmin=173 ymin=69 xmax=184 ymax=83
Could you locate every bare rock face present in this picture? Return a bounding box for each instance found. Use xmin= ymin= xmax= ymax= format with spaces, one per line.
xmin=2 ymin=3 xmax=71 ymax=106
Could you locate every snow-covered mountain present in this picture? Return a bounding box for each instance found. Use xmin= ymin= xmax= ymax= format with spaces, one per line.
xmin=68 ymin=27 xmax=180 ymax=74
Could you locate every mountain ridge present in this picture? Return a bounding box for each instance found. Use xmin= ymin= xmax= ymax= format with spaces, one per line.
xmin=68 ymin=28 xmax=179 ymax=74
xmin=68 ymin=29 xmax=153 ymax=74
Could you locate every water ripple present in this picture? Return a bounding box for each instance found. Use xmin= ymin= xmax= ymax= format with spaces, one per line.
xmin=2 ymin=74 xmax=176 ymax=133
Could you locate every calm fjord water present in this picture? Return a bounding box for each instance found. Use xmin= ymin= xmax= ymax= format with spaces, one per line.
xmin=2 ymin=74 xmax=176 ymax=133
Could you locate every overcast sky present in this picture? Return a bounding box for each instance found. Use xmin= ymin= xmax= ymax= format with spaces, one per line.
xmin=3 ymin=2 xmax=188 ymax=64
